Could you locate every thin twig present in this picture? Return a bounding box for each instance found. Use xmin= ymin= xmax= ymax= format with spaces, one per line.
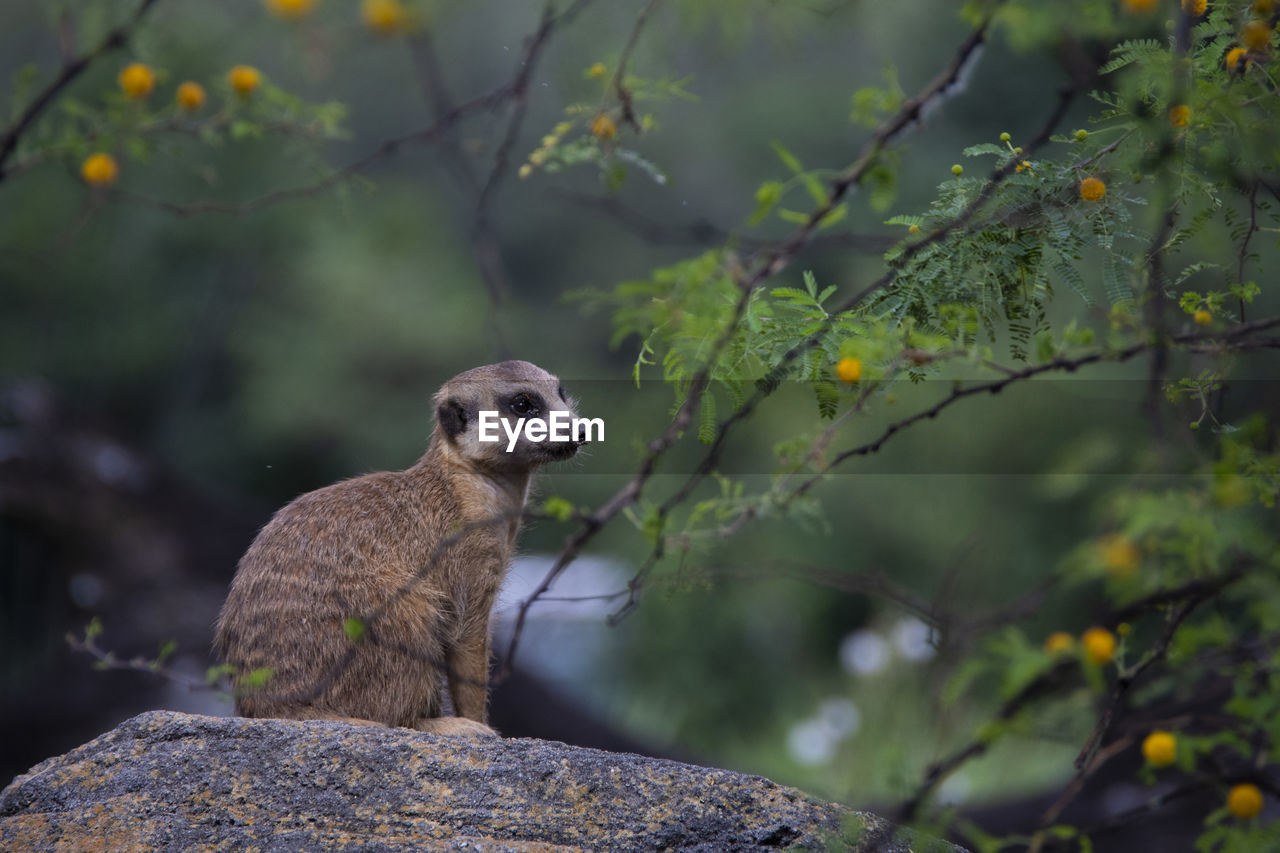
xmin=610 ymin=0 xmax=664 ymax=131
xmin=1236 ymin=180 xmax=1259 ymax=322
xmin=548 ymin=187 xmax=893 ymax=254
xmin=474 ymin=0 xmax=597 ymax=223
xmin=112 ymin=85 xmax=517 ymax=216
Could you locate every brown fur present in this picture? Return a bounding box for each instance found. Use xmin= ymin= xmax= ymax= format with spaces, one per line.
xmin=213 ymin=361 xmax=581 ymax=735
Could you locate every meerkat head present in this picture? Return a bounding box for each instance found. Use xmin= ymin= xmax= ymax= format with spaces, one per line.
xmin=432 ymin=360 xmax=586 ymax=472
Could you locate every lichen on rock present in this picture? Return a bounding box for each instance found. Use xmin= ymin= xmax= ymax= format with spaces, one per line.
xmin=1 ymin=710 xmax=963 ymax=852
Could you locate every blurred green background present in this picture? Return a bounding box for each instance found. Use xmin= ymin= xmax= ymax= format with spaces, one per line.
xmin=3 ymin=0 xmax=1277 ymax=830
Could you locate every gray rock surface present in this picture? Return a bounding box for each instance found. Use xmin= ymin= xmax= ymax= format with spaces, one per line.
xmin=1 ymin=710 xmax=962 ymax=852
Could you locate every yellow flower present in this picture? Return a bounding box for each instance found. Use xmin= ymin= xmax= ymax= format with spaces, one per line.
xmin=229 ymin=65 xmax=262 ymax=96
xmin=1015 ymin=160 xmax=1031 ymax=172
xmin=1182 ymin=0 xmax=1207 ymax=14
xmin=1193 ymin=308 xmax=1212 ymax=326
xmin=1122 ymin=0 xmax=1157 ymax=12
xmin=1080 ymin=176 xmax=1106 ymax=202
xmin=1142 ymin=731 xmax=1177 ymax=767
xmin=1081 ymin=627 xmax=1116 ymax=665
xmin=118 ymin=63 xmax=156 ymax=100
xmin=81 ymin=153 xmax=119 ymax=187
xmin=1227 ymin=783 xmax=1264 ymax=819
xmin=591 ymin=114 xmax=617 ymax=140
xmin=950 ymin=164 xmax=963 ymax=176
xmin=1169 ymin=104 xmax=1190 ymax=128
xmin=836 ymin=357 xmax=862 ymax=384
xmin=1226 ymin=47 xmax=1251 ymax=72
xmin=362 ymin=0 xmax=406 ymax=34
xmin=587 ymin=62 xmax=607 ymax=79
xmin=1099 ymin=534 xmax=1140 ymax=577
xmin=518 ymin=164 xmax=533 ymax=179
xmin=265 ymin=0 xmax=318 ymax=18
xmin=1075 ymin=129 xmax=1089 ymax=142
xmin=1044 ymin=632 xmax=1075 ymax=655
xmin=176 ymin=81 xmax=206 ymax=111
xmin=908 ymin=224 xmax=921 ymax=235
xmin=1253 ymin=0 xmax=1275 ymax=15
xmin=1242 ymin=20 xmax=1273 ymax=52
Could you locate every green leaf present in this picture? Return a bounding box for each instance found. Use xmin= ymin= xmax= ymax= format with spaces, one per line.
xmin=242 ymin=667 xmax=275 ymax=688
xmin=343 ymin=617 xmax=366 ymax=642
xmin=1102 ymin=254 xmax=1134 ymax=304
xmin=206 ymin=663 xmax=235 ymax=685
xmin=749 ymin=180 xmax=784 ymax=226
xmin=770 ymin=140 xmax=803 ymax=173
xmin=803 ymin=269 xmax=818 ymax=298
xmin=801 ymin=173 xmax=827 ymax=207
xmin=543 ymin=496 xmax=575 ymax=522
xmin=230 ymin=119 xmax=262 ymax=140
xmin=155 ymin=640 xmax=177 ymax=666
xmin=813 ymin=378 xmax=838 ymax=419
xmin=1034 ymin=329 xmax=1056 ymax=363
xmin=962 ymin=142 xmax=1008 ymax=158
xmin=698 ymin=389 xmax=717 ymax=444
xmin=818 ymin=203 xmax=847 ymax=228
xmin=770 ymin=286 xmax=818 ymax=305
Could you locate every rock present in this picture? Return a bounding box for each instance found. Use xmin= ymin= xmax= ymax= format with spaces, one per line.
xmin=1 ymin=711 xmax=963 ymax=852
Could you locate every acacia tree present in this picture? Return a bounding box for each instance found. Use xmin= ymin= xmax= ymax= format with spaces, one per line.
xmin=10 ymin=0 xmax=1280 ymax=850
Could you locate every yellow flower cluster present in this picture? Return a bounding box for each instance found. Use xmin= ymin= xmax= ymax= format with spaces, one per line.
xmin=1142 ymin=731 xmax=1177 ymax=767
xmin=362 ymin=0 xmax=408 ymax=34
xmin=262 ymin=0 xmax=417 ymax=33
xmin=265 ymin=0 xmax=319 ymax=19
xmin=229 ymin=65 xmax=263 ymax=96
xmin=176 ymin=81 xmax=206 ymax=111
xmin=118 ymin=63 xmax=155 ymax=100
xmin=1081 ymin=627 xmax=1116 ymax=664
xmin=1042 ymin=626 xmax=1116 ymax=663
xmin=80 ymin=153 xmax=119 ymax=187
xmin=85 ymin=61 xmax=266 ymax=187
xmin=520 ymin=121 xmax=575 ymax=179
xmin=591 ymin=114 xmax=618 ymax=141
xmin=1099 ymin=534 xmax=1140 ymax=577
xmin=835 ymin=357 xmax=862 ymax=383
xmin=1079 ymin=177 xmax=1106 ymax=202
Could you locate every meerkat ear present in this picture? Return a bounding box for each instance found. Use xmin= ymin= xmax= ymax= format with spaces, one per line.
xmin=437 ymin=399 xmax=468 ymax=440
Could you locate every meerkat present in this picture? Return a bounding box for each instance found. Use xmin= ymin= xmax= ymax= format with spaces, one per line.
xmin=213 ymin=360 xmax=583 ymax=736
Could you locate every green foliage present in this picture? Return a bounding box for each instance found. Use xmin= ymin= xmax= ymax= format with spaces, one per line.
xmin=519 ymin=67 xmax=693 ymax=189
xmin=850 ymin=63 xmax=904 ymax=129
xmin=14 ymin=1 xmax=1280 ymax=849
xmin=748 ymin=141 xmax=852 ymax=226
xmin=542 ymin=495 xmax=576 ymax=522
xmin=343 ymin=617 xmax=366 ymax=642
xmin=10 ymin=61 xmax=345 ymax=186
xmin=576 ymin=3 xmax=1280 ymax=848
xmin=241 ymin=667 xmax=275 ymax=689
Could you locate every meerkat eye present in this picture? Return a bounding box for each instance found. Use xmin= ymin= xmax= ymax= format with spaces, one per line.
xmin=510 ymin=394 xmax=537 ymax=416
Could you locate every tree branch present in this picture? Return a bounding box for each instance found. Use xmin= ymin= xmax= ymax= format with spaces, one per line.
xmin=0 ymin=0 xmax=164 ymax=181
